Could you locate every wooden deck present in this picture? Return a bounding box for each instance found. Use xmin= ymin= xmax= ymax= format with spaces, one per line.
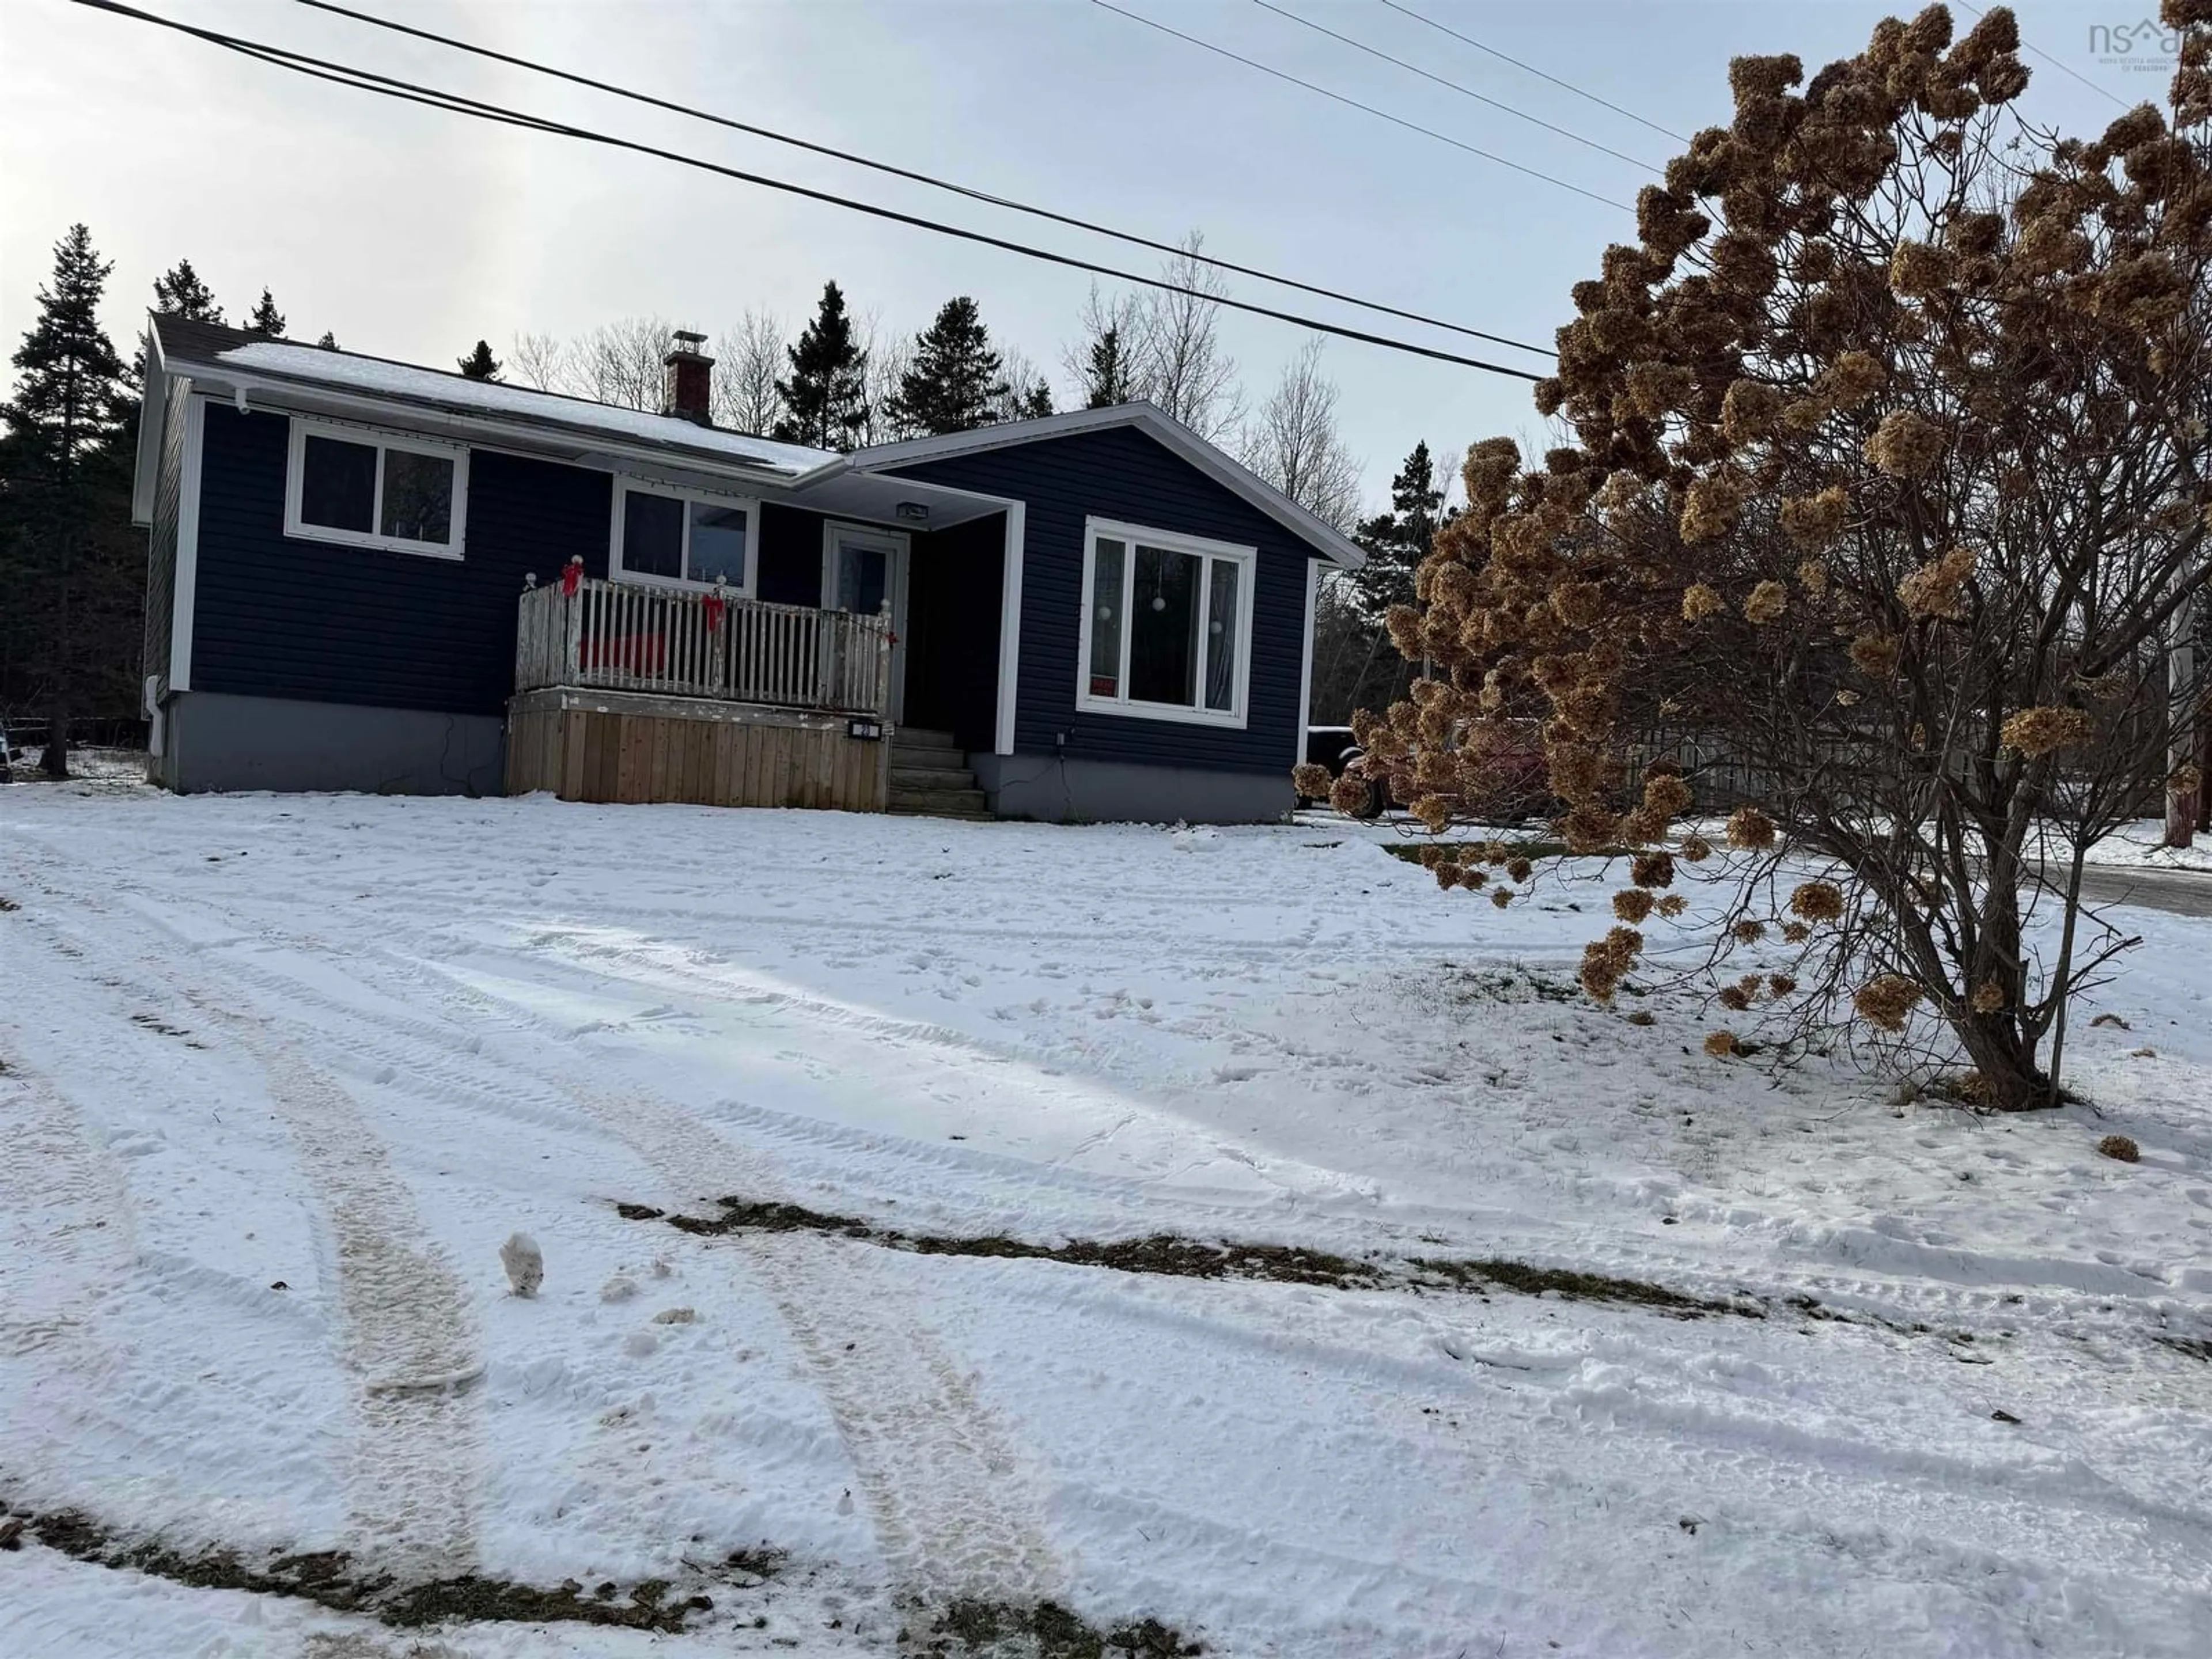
xmin=507 ymin=686 xmax=892 ymax=810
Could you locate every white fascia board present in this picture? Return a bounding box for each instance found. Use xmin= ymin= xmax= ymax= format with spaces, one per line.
xmin=997 ymin=501 xmax=1025 ymax=756
xmin=131 ymin=319 xmax=171 ymax=525
xmin=845 ymin=403 xmax=1367 ymax=570
xmin=165 ymin=360 xmax=808 ymax=493
xmin=1298 ymin=556 xmax=1321 ymax=733
xmin=169 ymin=393 xmax=206 ymax=693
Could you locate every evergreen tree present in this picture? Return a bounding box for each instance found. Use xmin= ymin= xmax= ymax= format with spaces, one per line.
xmin=152 ymin=258 xmax=224 ymax=323
xmin=0 ymin=226 xmax=139 ymax=775
xmin=771 ymin=282 xmax=868 ymax=450
xmin=1014 ymin=379 xmax=1053 ymax=421
xmin=317 ymin=331 xmax=339 ymax=350
xmin=457 ymin=339 xmax=501 ymax=380
xmin=889 ymin=297 xmax=1008 ymax=437
xmin=1347 ymin=441 xmax=1449 ymax=620
xmin=1082 ymin=325 xmax=1135 ymax=407
xmin=245 ymin=288 xmax=286 ymax=336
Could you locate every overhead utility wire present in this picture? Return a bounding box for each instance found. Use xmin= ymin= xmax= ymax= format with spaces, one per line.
xmin=1374 ymin=0 xmax=1691 ymax=145
xmin=1249 ymin=0 xmax=1660 ymax=174
xmin=71 ymin=0 xmax=1548 ymax=381
xmin=1085 ymin=0 xmax=1632 ymax=213
xmin=286 ymin=0 xmax=1549 ymax=359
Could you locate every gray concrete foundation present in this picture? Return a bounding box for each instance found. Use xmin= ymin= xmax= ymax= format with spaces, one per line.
xmin=156 ymin=690 xmax=505 ymax=796
xmin=971 ymin=753 xmax=1293 ymax=824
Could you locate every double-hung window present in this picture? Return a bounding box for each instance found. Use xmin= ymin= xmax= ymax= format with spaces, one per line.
xmin=1077 ymin=517 xmax=1255 ymax=728
xmin=610 ymin=479 xmax=755 ymax=593
xmin=284 ymin=418 xmax=467 ymax=558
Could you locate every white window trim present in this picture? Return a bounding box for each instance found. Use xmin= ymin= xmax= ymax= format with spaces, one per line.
xmin=283 ymin=415 xmax=468 ymax=559
xmin=609 ymin=476 xmax=760 ymax=596
xmin=1075 ymin=515 xmax=1256 ymax=730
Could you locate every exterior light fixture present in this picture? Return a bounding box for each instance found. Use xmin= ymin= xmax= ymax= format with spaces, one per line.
xmin=896 ymin=501 xmax=929 ymax=522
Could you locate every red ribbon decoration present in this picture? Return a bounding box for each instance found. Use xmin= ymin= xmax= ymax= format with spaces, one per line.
xmin=559 ymin=556 xmax=583 ymax=596
xmin=703 ymin=593 xmax=727 ymax=632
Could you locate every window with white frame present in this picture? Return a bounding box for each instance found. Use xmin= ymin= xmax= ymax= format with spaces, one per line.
xmin=610 ymin=479 xmax=755 ymax=593
xmin=284 ymin=417 xmax=467 ymax=558
xmin=1077 ymin=518 xmax=1255 ymax=726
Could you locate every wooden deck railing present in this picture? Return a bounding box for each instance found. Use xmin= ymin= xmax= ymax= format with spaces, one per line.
xmin=514 ymin=575 xmax=892 ymax=715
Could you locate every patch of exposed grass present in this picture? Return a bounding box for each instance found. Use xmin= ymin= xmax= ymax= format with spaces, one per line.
xmin=14 ymin=1509 xmax=727 ymax=1634
xmin=622 ymin=1198 xmax=1749 ymax=1318
xmin=914 ymin=1598 xmax=1203 ymax=1657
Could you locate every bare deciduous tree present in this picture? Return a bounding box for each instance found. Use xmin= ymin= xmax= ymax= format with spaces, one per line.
xmin=574 ymin=315 xmax=672 ymax=411
xmin=508 ymin=331 xmax=574 ymax=393
xmin=855 ymin=310 xmax=912 ymax=446
xmin=1239 ymin=336 xmax=1362 ymax=531
xmin=1312 ymin=5 xmax=2212 ymax=1111
xmin=711 ymin=309 xmax=786 ymax=434
xmin=1140 ymin=232 xmax=1243 ymax=442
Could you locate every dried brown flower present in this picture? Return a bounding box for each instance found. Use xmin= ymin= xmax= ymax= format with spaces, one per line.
xmin=1789 ymin=880 xmax=1846 ymax=922
xmin=1717 ymin=984 xmax=1753 ymax=1012
xmin=1743 ymin=580 xmax=1790 ymax=624
xmin=1732 ymin=919 xmax=1767 ymax=944
xmin=1725 ymin=806 xmax=1777 ymax=850
xmin=1507 ymin=857 xmax=1535 ymax=883
xmin=1631 ymin=851 xmax=1676 ymax=888
xmin=1643 ymin=772 xmax=1695 ymax=822
xmin=1781 ymin=485 xmax=1849 ymax=548
xmin=1291 ymin=762 xmax=1331 ymax=799
xmin=1897 ymin=546 xmax=1975 ymax=620
xmin=1682 ymin=583 xmax=1726 ymax=622
xmin=1679 ymin=834 xmax=1713 ymax=863
xmin=1490 ymin=887 xmax=1513 ymax=908
xmin=1853 ymin=974 xmax=1923 ymax=1032
xmin=1721 ymin=378 xmax=1784 ymax=444
xmin=1767 ymin=974 xmax=1797 ymax=997
xmin=1657 ymin=895 xmax=1690 ymax=918
xmin=1970 ymin=979 xmax=2007 ymax=1013
xmin=1864 ymin=409 xmax=1945 ymax=476
xmin=2097 ymin=1133 xmax=2141 ymax=1163
xmin=2000 ymin=706 xmax=2096 ymax=757
xmin=1781 ymin=921 xmax=1812 ymax=944
xmin=1613 ymin=888 xmax=1657 ymax=923
xmin=1703 ymin=1030 xmax=1741 ymax=1058
xmin=1849 ymin=632 xmax=1903 ymax=677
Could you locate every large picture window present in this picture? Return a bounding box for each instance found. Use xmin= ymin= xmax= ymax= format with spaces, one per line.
xmin=284 ymin=418 xmax=467 ymax=558
xmin=611 ymin=479 xmax=755 ymax=593
xmin=1077 ymin=517 xmax=1254 ymax=727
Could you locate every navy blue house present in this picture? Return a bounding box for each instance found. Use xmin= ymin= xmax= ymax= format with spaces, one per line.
xmin=134 ymin=315 xmax=1362 ymax=821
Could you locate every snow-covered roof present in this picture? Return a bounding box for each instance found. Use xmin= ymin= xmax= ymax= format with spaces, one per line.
xmin=144 ymin=313 xmax=834 ymax=483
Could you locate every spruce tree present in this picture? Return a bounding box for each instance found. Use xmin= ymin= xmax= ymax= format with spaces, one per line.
xmin=152 ymin=258 xmax=224 ymax=323
xmin=457 ymin=339 xmax=501 ymax=380
xmin=890 ymin=297 xmax=1009 ymax=436
xmin=1013 ymin=379 xmax=1053 ymax=421
xmin=1082 ymin=325 xmax=1135 ymax=408
xmin=1347 ymin=441 xmax=1448 ymax=620
xmin=0 ymin=225 xmax=137 ymax=775
xmin=245 ymin=288 xmax=286 ymax=336
xmin=772 ymin=282 xmax=868 ymax=450
xmin=317 ymin=331 xmax=339 ymax=350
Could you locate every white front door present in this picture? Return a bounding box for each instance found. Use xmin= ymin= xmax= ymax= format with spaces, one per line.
xmin=821 ymin=522 xmax=911 ymax=722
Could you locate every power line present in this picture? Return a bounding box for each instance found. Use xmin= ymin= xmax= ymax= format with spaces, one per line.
xmin=1085 ymin=0 xmax=1631 ymax=213
xmin=287 ymin=0 xmax=1551 ymax=359
xmin=69 ymin=0 xmax=1550 ymax=381
xmin=1249 ymin=0 xmax=1660 ymax=175
xmin=1374 ymin=0 xmax=1691 ymax=145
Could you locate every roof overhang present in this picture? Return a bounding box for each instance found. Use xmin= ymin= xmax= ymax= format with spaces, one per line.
xmin=837 ymin=403 xmax=1367 ymax=569
xmin=156 ymin=351 xmax=814 ymax=494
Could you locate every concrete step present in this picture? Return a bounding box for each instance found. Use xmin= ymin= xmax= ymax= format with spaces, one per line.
xmin=891 ymin=764 xmax=978 ymax=791
xmin=887 ymin=787 xmax=991 ymax=818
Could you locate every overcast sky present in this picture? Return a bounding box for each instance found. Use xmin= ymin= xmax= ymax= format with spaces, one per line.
xmin=0 ymin=1 xmax=2168 ymax=508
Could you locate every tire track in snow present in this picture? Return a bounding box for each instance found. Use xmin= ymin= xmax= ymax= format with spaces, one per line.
xmin=185 ymin=1010 xmax=485 ymax=1581
xmin=41 ymin=851 xmax=1068 ymax=1624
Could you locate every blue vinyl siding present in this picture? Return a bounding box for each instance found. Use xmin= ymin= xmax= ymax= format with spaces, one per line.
xmin=888 ymin=427 xmax=1320 ymax=774
xmin=189 ymin=403 xmax=611 ymax=716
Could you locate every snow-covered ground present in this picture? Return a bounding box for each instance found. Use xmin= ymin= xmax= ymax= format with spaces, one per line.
xmin=2071 ymin=816 xmax=2212 ymax=874
xmin=2 ymin=783 xmax=2207 ymax=1658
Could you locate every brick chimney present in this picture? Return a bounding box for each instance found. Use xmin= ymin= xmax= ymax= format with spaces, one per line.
xmin=663 ymin=329 xmax=714 ymax=425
